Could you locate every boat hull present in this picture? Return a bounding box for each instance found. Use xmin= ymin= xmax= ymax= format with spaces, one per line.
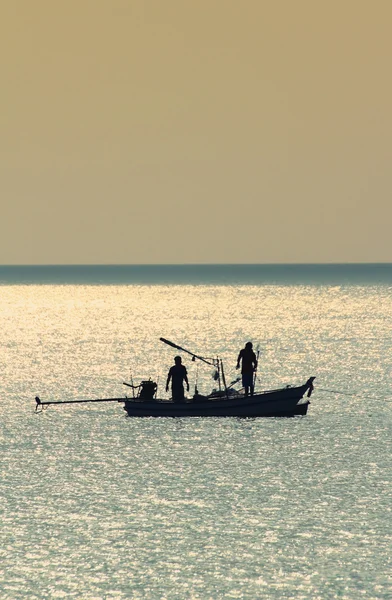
xmin=123 ymin=381 xmax=312 ymax=418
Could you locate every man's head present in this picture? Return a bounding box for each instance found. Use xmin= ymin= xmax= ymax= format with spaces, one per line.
xmin=174 ymin=356 xmax=182 ymax=365
xmin=245 ymin=342 xmax=253 ymax=350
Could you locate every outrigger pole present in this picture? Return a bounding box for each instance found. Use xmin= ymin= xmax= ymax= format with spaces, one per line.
xmin=159 ymin=337 xmax=215 ymax=366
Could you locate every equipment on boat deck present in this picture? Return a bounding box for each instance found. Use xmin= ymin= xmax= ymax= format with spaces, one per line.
xmin=123 ymin=379 xmax=158 ymax=400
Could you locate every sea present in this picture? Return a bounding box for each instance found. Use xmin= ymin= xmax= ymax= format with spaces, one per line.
xmin=1 ymin=264 xmax=391 ymax=600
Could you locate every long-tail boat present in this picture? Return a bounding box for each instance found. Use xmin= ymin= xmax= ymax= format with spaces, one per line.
xmin=35 ymin=338 xmax=315 ymax=418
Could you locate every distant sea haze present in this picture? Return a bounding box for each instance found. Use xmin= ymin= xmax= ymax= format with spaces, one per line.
xmin=0 ymin=263 xmax=392 ymax=285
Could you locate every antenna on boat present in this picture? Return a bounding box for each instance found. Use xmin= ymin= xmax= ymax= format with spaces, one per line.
xmin=130 ymin=372 xmax=135 ymax=398
xmin=215 ymin=357 xmax=222 ymax=393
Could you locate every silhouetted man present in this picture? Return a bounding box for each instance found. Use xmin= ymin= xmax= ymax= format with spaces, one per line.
xmin=236 ymin=342 xmax=258 ymax=397
xmin=166 ymin=356 xmax=189 ymax=402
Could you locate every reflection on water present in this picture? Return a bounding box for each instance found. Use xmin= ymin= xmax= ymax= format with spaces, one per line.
xmin=1 ymin=283 xmax=392 ymax=598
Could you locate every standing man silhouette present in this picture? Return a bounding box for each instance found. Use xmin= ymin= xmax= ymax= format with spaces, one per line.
xmin=236 ymin=342 xmax=258 ymax=397
xmin=166 ymin=356 xmax=190 ymax=402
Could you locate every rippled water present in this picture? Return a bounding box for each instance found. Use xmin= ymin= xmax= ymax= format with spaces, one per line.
xmin=1 ymin=282 xmax=392 ymax=598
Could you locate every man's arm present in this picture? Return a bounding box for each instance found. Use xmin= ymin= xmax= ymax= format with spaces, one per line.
xmin=184 ymin=369 xmax=190 ymax=391
xmin=166 ymin=370 xmax=172 ymax=392
xmin=236 ymin=350 xmax=242 ymax=369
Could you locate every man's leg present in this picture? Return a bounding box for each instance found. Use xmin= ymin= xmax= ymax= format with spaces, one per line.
xmin=243 ymin=373 xmax=252 ymax=397
xmin=172 ymin=384 xmax=185 ymax=403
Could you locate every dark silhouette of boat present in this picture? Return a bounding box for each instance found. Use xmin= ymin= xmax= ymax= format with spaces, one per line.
xmin=35 ymin=338 xmax=315 ymax=418
xmin=122 ymin=379 xmax=314 ymax=418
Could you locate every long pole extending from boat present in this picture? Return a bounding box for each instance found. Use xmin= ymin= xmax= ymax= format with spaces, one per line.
xmin=35 ymin=396 xmax=124 ymax=411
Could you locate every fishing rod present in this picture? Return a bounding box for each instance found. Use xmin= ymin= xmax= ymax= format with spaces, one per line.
xmin=159 ymin=337 xmax=215 ymax=366
xmin=253 ymin=345 xmax=260 ymax=389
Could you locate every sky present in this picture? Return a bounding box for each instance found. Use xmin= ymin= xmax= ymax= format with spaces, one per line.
xmin=1 ymin=0 xmax=392 ymax=264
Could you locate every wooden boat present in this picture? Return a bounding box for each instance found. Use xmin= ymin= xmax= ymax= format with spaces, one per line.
xmin=35 ymin=338 xmax=315 ymax=418
xmin=122 ymin=379 xmax=315 ymax=418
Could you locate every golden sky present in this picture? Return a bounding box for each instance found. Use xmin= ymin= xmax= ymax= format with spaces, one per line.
xmin=1 ymin=0 xmax=391 ymax=264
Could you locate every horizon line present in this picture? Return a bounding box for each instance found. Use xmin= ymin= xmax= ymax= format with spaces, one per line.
xmin=1 ymin=262 xmax=392 ymax=267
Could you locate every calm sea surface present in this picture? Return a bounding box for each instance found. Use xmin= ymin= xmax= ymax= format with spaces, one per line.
xmin=1 ymin=265 xmax=391 ymax=599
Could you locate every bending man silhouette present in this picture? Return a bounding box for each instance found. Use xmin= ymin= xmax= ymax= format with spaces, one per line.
xmin=166 ymin=356 xmax=189 ymax=403
xmin=236 ymin=342 xmax=258 ymax=397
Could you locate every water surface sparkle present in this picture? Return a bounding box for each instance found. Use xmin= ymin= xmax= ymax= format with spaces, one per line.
xmin=1 ymin=283 xmax=391 ymax=598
